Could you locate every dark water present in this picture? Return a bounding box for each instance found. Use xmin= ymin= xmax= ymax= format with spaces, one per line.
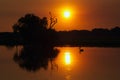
xmin=0 ymin=46 xmax=120 ymax=80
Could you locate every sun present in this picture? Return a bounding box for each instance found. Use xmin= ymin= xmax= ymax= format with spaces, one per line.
xmin=63 ymin=10 xmax=71 ymax=18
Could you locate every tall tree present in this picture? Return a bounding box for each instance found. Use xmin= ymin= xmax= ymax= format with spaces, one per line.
xmin=12 ymin=14 xmax=49 ymax=42
xmin=12 ymin=13 xmax=58 ymax=44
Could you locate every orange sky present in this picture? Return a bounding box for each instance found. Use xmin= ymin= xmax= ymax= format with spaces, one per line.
xmin=0 ymin=0 xmax=120 ymax=32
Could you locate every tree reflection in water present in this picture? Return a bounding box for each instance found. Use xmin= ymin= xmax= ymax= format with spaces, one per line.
xmin=13 ymin=45 xmax=59 ymax=72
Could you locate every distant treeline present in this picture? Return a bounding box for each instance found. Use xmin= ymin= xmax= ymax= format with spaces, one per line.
xmin=0 ymin=26 xmax=120 ymax=47
xmin=57 ymin=26 xmax=120 ymax=47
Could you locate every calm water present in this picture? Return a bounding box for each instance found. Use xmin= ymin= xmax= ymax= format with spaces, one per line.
xmin=0 ymin=46 xmax=120 ymax=80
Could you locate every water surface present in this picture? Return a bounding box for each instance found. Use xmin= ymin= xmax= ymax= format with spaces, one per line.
xmin=0 ymin=46 xmax=120 ymax=80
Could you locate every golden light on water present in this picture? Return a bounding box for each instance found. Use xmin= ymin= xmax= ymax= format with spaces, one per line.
xmin=55 ymin=48 xmax=73 ymax=66
xmin=65 ymin=51 xmax=71 ymax=65
xmin=55 ymin=47 xmax=82 ymax=68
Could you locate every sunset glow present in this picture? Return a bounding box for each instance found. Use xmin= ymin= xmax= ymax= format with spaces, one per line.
xmin=0 ymin=0 xmax=120 ymax=80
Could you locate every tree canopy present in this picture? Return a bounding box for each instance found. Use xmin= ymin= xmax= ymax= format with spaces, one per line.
xmin=12 ymin=13 xmax=58 ymax=44
xmin=13 ymin=14 xmax=48 ymax=34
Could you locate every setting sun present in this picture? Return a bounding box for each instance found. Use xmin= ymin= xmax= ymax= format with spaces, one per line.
xmin=64 ymin=11 xmax=71 ymax=18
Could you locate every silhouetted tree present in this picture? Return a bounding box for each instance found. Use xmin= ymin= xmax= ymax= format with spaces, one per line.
xmin=13 ymin=14 xmax=47 ymax=38
xmin=110 ymin=26 xmax=120 ymax=35
xmin=49 ymin=12 xmax=57 ymax=29
xmin=92 ymin=28 xmax=109 ymax=35
xmin=12 ymin=13 xmax=58 ymax=44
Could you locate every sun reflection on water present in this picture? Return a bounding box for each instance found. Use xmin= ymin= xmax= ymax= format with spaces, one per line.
xmin=55 ymin=47 xmax=81 ymax=67
xmin=55 ymin=47 xmax=81 ymax=80
xmin=65 ymin=51 xmax=71 ymax=65
xmin=42 ymin=47 xmax=85 ymax=80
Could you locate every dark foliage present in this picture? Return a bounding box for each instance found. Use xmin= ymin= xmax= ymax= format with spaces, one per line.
xmin=57 ymin=27 xmax=120 ymax=47
xmin=0 ymin=26 xmax=120 ymax=47
xmin=12 ymin=13 xmax=58 ymax=45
